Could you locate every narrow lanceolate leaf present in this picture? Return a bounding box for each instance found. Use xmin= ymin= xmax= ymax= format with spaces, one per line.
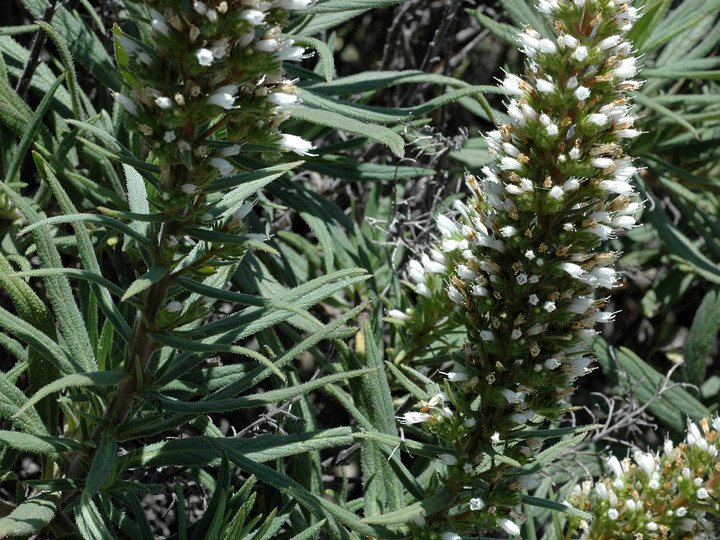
xmin=290 ymin=106 xmax=405 ymax=157
xmin=0 ymin=371 xmax=49 ymax=436
xmin=0 ymin=182 xmax=96 ymax=371
xmin=0 ymin=305 xmax=78 ymax=375
xmin=34 ymin=21 xmax=83 ymax=119
xmin=4 ymin=73 xmax=65 ymax=185
xmin=0 ymin=430 xmax=81 ymax=454
xmin=13 ymin=371 xmax=128 ymax=419
xmin=75 ymin=496 xmax=115 ymax=540
xmin=154 ymin=368 xmax=377 ymax=414
xmin=121 ymin=266 xmax=168 ymax=302
xmin=0 ymin=495 xmax=57 ymax=537
xmin=683 ymin=286 xmax=720 ymax=387
xmin=83 ymin=434 xmax=117 ymax=499
xmin=33 ymin=155 xmax=131 ymax=341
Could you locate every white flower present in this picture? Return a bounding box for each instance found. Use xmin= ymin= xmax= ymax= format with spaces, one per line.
xmin=277 ymin=45 xmax=308 ymax=62
xmin=165 ymin=301 xmax=183 ymax=313
xmin=497 ymin=518 xmax=521 ymax=537
xmin=149 ymin=8 xmax=169 ymax=36
xmin=469 ymin=497 xmax=485 ymax=511
xmin=447 ymin=285 xmax=464 ymax=304
xmin=502 ymin=73 xmax=526 ymax=95
xmin=607 ymin=508 xmax=619 ymax=520
xmin=209 ymin=157 xmax=234 ymax=176
xmin=480 ymin=330 xmax=495 ymax=341
xmin=163 ymin=131 xmax=176 ymax=143
xmin=538 ymin=38 xmax=557 ymax=54
xmin=536 ymin=79 xmax=555 ymax=93
xmin=388 ymin=309 xmax=412 ymax=321
xmin=193 ymin=1 xmax=207 ymax=15
xmin=592 ymin=157 xmax=614 ymax=169
xmin=401 ymin=412 xmax=433 ymax=424
xmin=240 ymin=9 xmax=266 ymax=25
xmin=267 ymin=92 xmax=299 ymax=108
xmin=441 ymin=533 xmax=460 ymax=540
xmin=154 ymin=96 xmax=173 ymax=109
xmin=207 ymin=85 xmax=237 ymax=109
xmin=218 ymin=144 xmax=241 ymax=157
xmin=599 ymin=35 xmax=621 ymax=50
xmin=113 ymin=92 xmax=138 ymax=116
xmin=196 ymin=48 xmax=214 ymax=66
xmin=587 ymin=113 xmax=609 ymax=126
xmin=573 ymin=46 xmax=588 ymax=62
xmin=256 ymin=39 xmax=280 ymax=52
xmin=560 ymin=262 xmax=584 ymax=279
xmin=607 ymin=455 xmax=624 ymax=478
xmin=500 ymin=225 xmax=517 ymax=237
xmin=206 ymin=9 xmax=218 ymax=23
xmin=180 ymin=184 xmax=196 ymax=195
xmin=279 ymin=134 xmax=315 ymax=156
xmin=574 ymin=86 xmax=590 ymax=100
xmin=697 ymin=487 xmax=709 ymax=499
xmin=439 ymin=453 xmax=458 ymax=466
xmin=274 ymin=0 xmax=314 ymax=8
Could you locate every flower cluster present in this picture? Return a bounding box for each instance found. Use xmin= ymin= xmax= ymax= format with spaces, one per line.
xmin=113 ymin=0 xmax=314 ymax=206
xmin=391 ymin=0 xmax=642 ymax=535
xmin=109 ymin=0 xmax=315 ymax=319
xmin=568 ymin=417 xmax=720 ymax=539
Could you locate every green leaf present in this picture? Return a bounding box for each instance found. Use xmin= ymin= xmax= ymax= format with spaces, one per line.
xmin=0 ymin=430 xmax=81 ymax=454
xmin=76 ymin=496 xmax=115 ymax=540
xmin=291 ymin=106 xmax=405 ymax=157
xmin=32 ymin=155 xmax=132 ymax=341
xmin=0 ymin=305 xmax=78 ymax=376
xmin=0 ymin=371 xmax=49 ymax=436
xmin=0 ymin=495 xmax=57 ymax=537
xmin=34 ymin=20 xmax=83 ymax=119
xmin=4 ymin=73 xmax=65 ymax=185
xmin=0 ymin=182 xmax=96 ymax=371
xmin=84 ymin=434 xmax=117 ymax=499
xmin=154 ymin=368 xmax=376 ymax=413
xmin=521 ymin=495 xmax=592 ymax=521
xmin=14 ymin=371 xmax=128 ymax=420
xmin=288 ymin=35 xmax=334 ymax=82
xmin=122 ymin=266 xmax=168 ymax=302
xmin=304 ymin=161 xmax=434 ymax=181
xmin=308 ymin=0 xmax=405 ymax=12
xmin=206 ymin=437 xmax=401 ymax=539
xmin=683 ymin=286 xmax=720 ymax=387
xmin=18 ymin=213 xmax=151 ymax=248
xmin=127 ymin=428 xmax=355 ymax=468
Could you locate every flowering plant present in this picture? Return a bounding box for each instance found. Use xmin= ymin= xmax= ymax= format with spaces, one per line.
xmin=390 ymin=0 xmax=644 ymax=535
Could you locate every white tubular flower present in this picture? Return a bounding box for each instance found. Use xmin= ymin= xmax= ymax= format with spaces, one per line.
xmin=193 ymin=1 xmax=207 ymax=15
xmin=154 ymin=96 xmax=173 ymax=109
xmin=240 ymin=9 xmax=266 ymax=25
xmin=113 ymin=92 xmax=138 ymax=116
xmin=388 ymin=309 xmax=413 ymax=321
xmin=278 ymin=133 xmax=315 ymax=156
xmin=401 ymin=412 xmax=433 ymax=424
xmin=164 ymin=301 xmax=183 ymax=313
xmin=267 ymin=92 xmax=299 ymax=108
xmin=277 ymin=45 xmax=308 ymax=62
xmin=209 ymin=157 xmax=234 ymax=176
xmin=256 ymin=39 xmax=280 ymax=52
xmin=149 ymin=8 xmax=170 ymax=36
xmin=207 ymin=85 xmax=238 ymax=109
xmin=274 ymin=0 xmax=314 ymax=8
xmin=497 ymin=518 xmax=521 ymax=537
xmin=195 ymin=48 xmax=214 ymax=66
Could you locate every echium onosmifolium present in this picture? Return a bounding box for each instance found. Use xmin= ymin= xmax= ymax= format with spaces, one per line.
xmin=390 ymin=0 xmax=642 ymax=535
xmin=567 ymin=417 xmax=720 ymax=539
xmin=113 ymin=0 xmax=314 ymax=211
